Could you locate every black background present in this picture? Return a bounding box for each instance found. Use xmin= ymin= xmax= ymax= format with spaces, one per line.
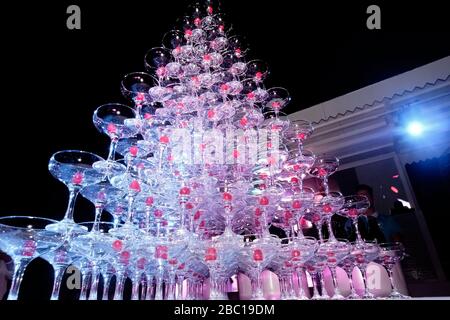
xmin=1 ymin=0 xmax=450 ymax=300
xmin=2 ymin=0 xmax=450 ymax=222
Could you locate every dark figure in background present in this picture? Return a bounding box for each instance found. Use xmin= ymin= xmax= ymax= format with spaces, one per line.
xmin=345 ymin=184 xmax=386 ymax=243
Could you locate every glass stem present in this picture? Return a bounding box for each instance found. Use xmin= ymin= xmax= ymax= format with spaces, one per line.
xmin=126 ymin=193 xmax=135 ymax=224
xmin=88 ymin=266 xmax=100 ymax=300
xmin=107 ymin=137 xmax=119 ymax=161
xmin=50 ymin=265 xmax=67 ymax=300
xmin=79 ymin=269 xmax=92 ymax=300
xmin=360 ymin=265 xmax=372 ymax=297
xmin=113 ymin=271 xmax=126 ymax=300
xmin=131 ymin=274 xmax=140 ymax=300
xmin=326 ymin=218 xmax=336 ymax=241
xmin=101 ymin=272 xmax=113 ymax=300
xmin=323 ymin=177 xmax=329 ymax=196
xmin=330 ymin=266 xmax=342 ymax=297
xmin=140 ymin=277 xmax=147 ymax=300
xmin=64 ymin=187 xmax=80 ymax=221
xmin=297 ymin=269 xmax=306 ymax=299
xmin=93 ymin=205 xmax=103 ymax=232
xmin=353 ymin=219 xmax=363 ymax=242
xmin=311 ymin=272 xmax=321 ymax=299
xmin=255 ymin=266 xmax=264 ymax=299
xmin=7 ymin=259 xmax=29 ymax=300
xmin=387 ymin=267 xmax=399 ymax=294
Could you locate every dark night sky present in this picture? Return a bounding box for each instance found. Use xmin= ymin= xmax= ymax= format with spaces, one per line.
xmin=1 ymin=0 xmax=450 ymax=220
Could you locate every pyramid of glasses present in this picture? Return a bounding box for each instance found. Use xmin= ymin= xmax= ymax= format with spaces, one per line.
xmin=0 ymin=0 xmax=408 ymax=300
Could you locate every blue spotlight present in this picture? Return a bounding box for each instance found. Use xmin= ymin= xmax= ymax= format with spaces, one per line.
xmin=407 ymin=121 xmax=424 ymax=136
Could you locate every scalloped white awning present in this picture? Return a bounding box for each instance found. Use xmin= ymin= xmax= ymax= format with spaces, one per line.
xmin=290 ymin=56 xmax=450 ymax=124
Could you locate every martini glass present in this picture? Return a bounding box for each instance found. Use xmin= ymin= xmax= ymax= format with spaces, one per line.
xmin=92 ymin=103 xmax=138 ymax=177
xmin=377 ymin=242 xmax=410 ymax=299
xmin=337 ymin=195 xmax=370 ymax=243
xmin=313 ymin=192 xmax=344 ymax=242
xmin=317 ymin=239 xmax=351 ymax=300
xmin=351 ymin=240 xmax=380 ymax=299
xmin=0 ymin=216 xmax=63 ymax=300
xmin=309 ymin=155 xmax=339 ymax=196
xmin=47 ymin=150 xmax=105 ymax=233
xmin=121 ymin=72 xmax=156 ymax=114
xmin=285 ymin=149 xmax=315 ymax=191
xmin=289 ymin=236 xmax=318 ymax=300
xmin=286 ymin=120 xmax=314 ymax=151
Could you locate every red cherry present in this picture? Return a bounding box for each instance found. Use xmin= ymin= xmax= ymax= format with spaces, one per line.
xmin=220 ymin=84 xmax=229 ymax=92
xmin=207 ymin=6 xmax=213 ymax=14
xmin=178 ymin=263 xmax=185 ymax=270
xmin=72 ymin=172 xmax=84 ymax=185
xmin=185 ymin=202 xmax=194 ymax=210
xmin=290 ymin=177 xmax=299 ymax=184
xmin=156 ymin=67 xmax=167 ymax=78
xmin=253 ymin=249 xmax=264 ymax=262
xmin=203 ymin=54 xmax=212 ymax=61
xmin=144 ymin=113 xmax=152 ymax=120
xmin=254 ymin=207 xmax=263 ymax=217
xmin=205 ymin=247 xmax=217 ymax=261
xmin=318 ymin=168 xmax=327 ymax=177
xmin=240 ymin=117 xmax=248 ymax=126
xmin=199 ymin=220 xmax=206 ymax=229
xmin=169 ymin=259 xmax=177 ymax=265
xmin=154 ymin=209 xmax=163 ymax=218
xmin=312 ymin=214 xmax=321 ymax=223
xmin=194 ymin=210 xmax=202 ymax=220
xmin=120 ymin=251 xmax=131 ymax=261
xmin=194 ymin=17 xmax=201 ymax=26
xmin=255 ymin=72 xmax=263 ymax=80
xmin=272 ymin=101 xmax=281 ymax=109
xmin=155 ymin=245 xmax=168 ymax=259
xmin=223 ymin=192 xmax=232 ymax=201
xmin=135 ymin=92 xmax=145 ymax=102
xmin=107 ymin=123 xmax=117 ymax=135
xmin=112 ymin=240 xmax=123 ymax=252
xmin=235 ymin=48 xmax=242 ymax=56
xmin=129 ymin=180 xmax=141 ymax=193
xmin=145 ymin=196 xmax=154 ymax=206
xmin=129 ymin=146 xmax=138 ymax=157
xmin=233 ymin=149 xmax=239 ymax=159
xmin=259 ymin=196 xmax=269 ymax=206
xmin=327 ymin=251 xmax=335 ymax=257
xmin=348 ymin=208 xmax=359 ymax=218
xmin=292 ymin=164 xmax=300 ymax=171
xmin=159 ymin=135 xmax=169 ymax=144
xmin=291 ymin=250 xmax=301 ymax=258
xmin=137 ymin=257 xmax=147 ymax=269
xmin=292 ymin=200 xmax=302 ymax=209
xmin=207 ymin=109 xmax=215 ymax=119
xmin=180 ymin=187 xmax=191 ymax=195
xmin=284 ymin=210 xmax=293 ymax=220
xmin=246 ymin=92 xmax=255 ymax=100
xmin=185 ymin=29 xmax=192 ymax=37
xmin=285 ymin=261 xmax=293 ymax=267
xmin=218 ymin=25 xmax=225 ymax=32
xmin=322 ymin=204 xmax=332 ymax=213
xmin=297 ymin=133 xmax=306 ymax=140
xmin=327 ymin=257 xmax=337 ymax=263
xmin=22 ymin=240 xmax=37 ymax=257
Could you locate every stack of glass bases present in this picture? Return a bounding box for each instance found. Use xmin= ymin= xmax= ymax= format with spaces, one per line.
xmin=0 ymin=0 xmax=409 ymax=301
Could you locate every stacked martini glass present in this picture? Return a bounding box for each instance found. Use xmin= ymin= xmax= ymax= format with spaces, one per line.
xmin=0 ymin=0 xmax=409 ymax=300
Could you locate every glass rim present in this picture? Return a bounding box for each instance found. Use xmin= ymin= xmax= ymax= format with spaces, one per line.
xmin=50 ymin=150 xmax=105 ymax=162
xmin=0 ymin=215 xmax=59 ymax=229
